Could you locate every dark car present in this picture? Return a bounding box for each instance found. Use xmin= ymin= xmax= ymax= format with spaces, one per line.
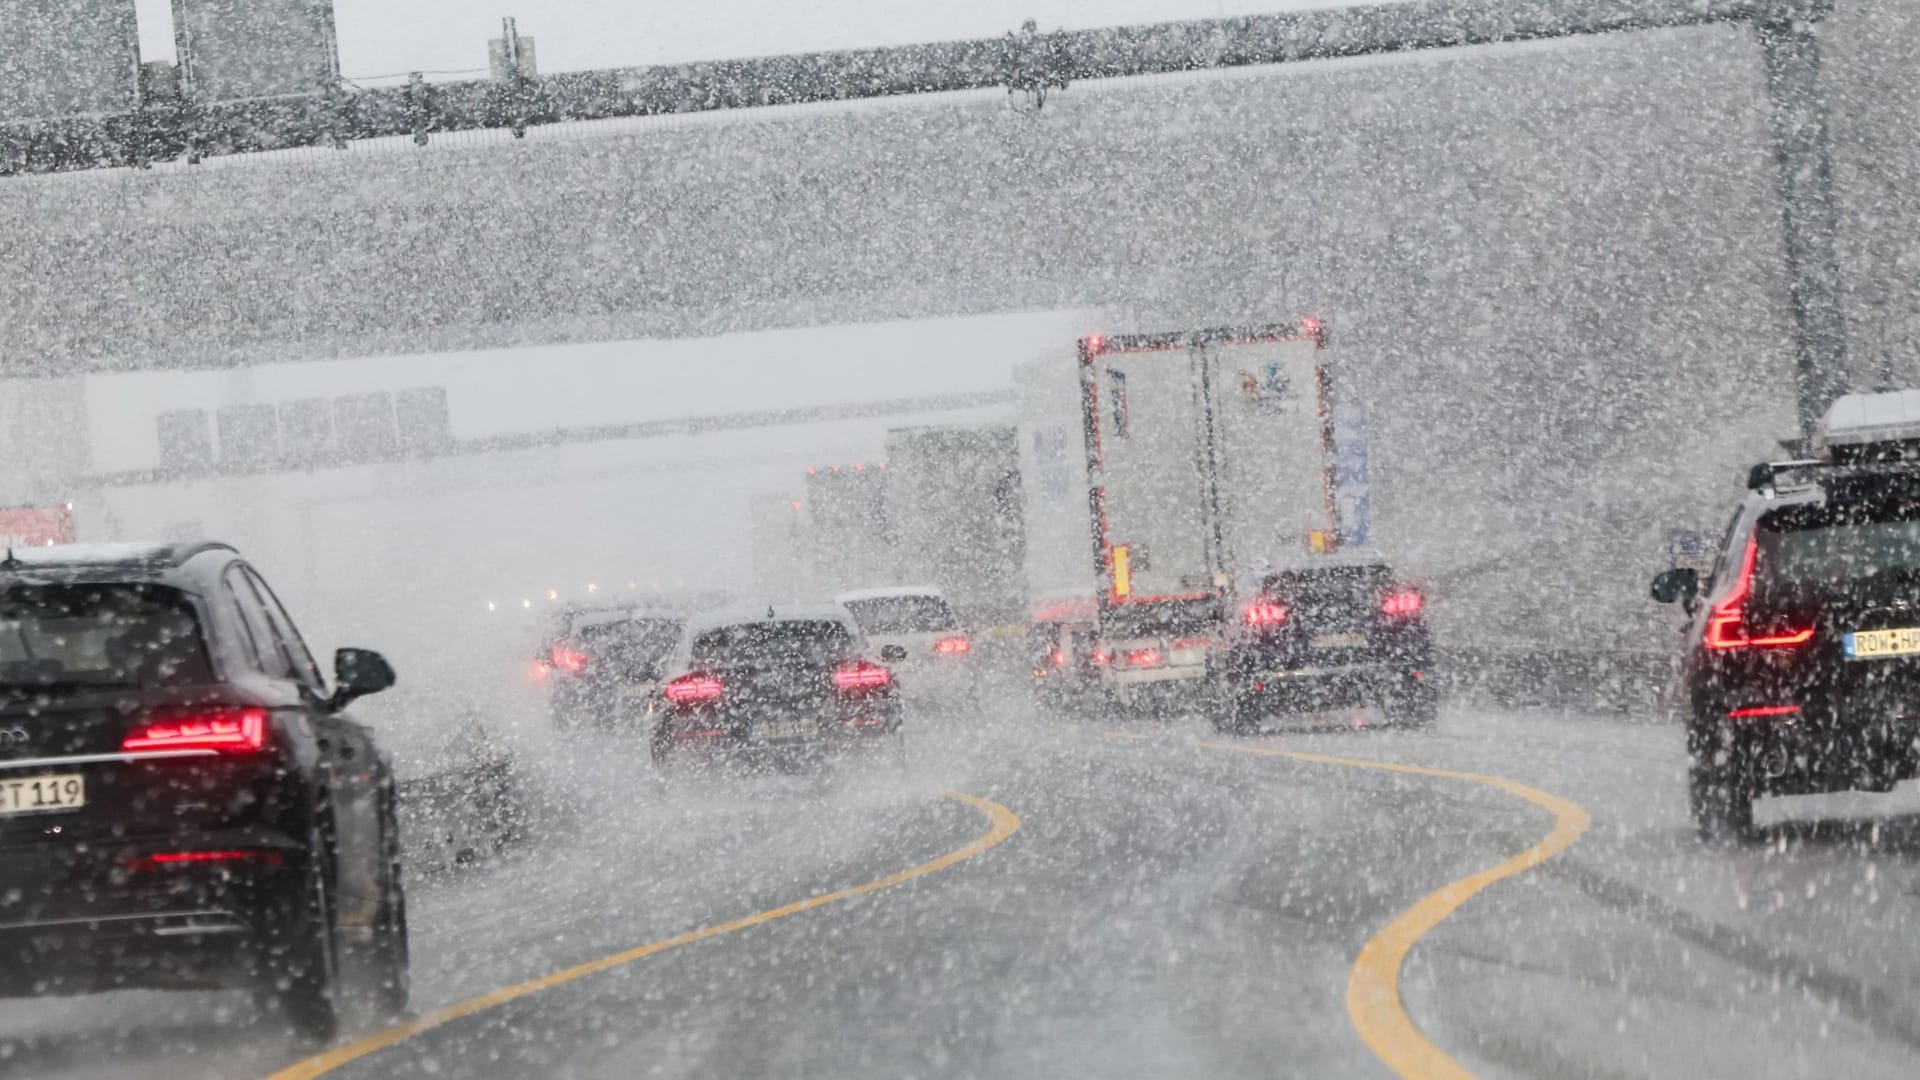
xmin=538 ymin=605 xmax=684 ymax=732
xmin=0 ymin=542 xmax=406 ymax=1038
xmin=649 ymin=606 xmax=905 ymax=775
xmin=1212 ymin=552 xmax=1435 ymax=733
xmin=1653 ymin=390 xmax=1920 ymax=839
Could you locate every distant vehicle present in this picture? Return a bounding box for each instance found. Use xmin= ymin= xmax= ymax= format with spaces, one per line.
xmin=1213 ymin=551 xmax=1435 ymax=733
xmin=1026 ymin=590 xmax=1099 ymax=712
xmin=1016 ymin=320 xmax=1367 ymax=712
xmin=0 ymin=503 xmax=77 ymax=548
xmin=1654 ymin=389 xmax=1920 ymax=839
xmin=884 ymin=426 xmax=1026 ymax=626
xmin=537 ymin=605 xmax=684 ymax=732
xmin=0 ymin=542 xmax=406 ymax=1038
xmin=648 ymin=606 xmax=905 ymax=776
xmin=835 ymin=586 xmax=976 ymax=707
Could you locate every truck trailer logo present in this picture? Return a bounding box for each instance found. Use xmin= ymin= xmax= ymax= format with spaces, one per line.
xmin=1240 ymin=363 xmax=1292 ymax=414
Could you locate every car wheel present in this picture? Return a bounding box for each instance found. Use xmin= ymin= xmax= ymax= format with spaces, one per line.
xmin=261 ymin=828 xmax=342 ymax=1040
xmin=1689 ymin=761 xmax=1754 ymax=842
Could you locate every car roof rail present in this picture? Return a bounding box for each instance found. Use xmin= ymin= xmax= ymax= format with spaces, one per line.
xmin=1747 ymin=460 xmax=1820 ymax=491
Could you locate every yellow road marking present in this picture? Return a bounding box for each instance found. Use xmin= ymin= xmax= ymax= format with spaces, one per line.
xmin=265 ymin=789 xmax=1021 ymax=1080
xmin=1200 ymin=740 xmax=1590 ymax=1080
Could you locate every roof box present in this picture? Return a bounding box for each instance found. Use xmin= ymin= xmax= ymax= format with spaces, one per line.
xmin=1815 ymin=390 xmax=1920 ymax=462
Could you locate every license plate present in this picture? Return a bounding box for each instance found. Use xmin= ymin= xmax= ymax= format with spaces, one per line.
xmin=1844 ymin=627 xmax=1920 ymax=660
xmin=1311 ymin=631 xmax=1368 ymax=649
xmin=753 ymin=719 xmax=816 ymax=742
xmin=0 ymin=774 xmax=85 ymax=816
xmin=621 ymin=683 xmax=653 ymax=701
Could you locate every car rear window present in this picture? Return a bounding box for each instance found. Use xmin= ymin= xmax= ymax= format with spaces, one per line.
xmin=1759 ymin=501 xmax=1920 ymax=587
xmin=576 ymin=618 xmax=681 ymax=663
xmin=840 ymin=596 xmax=957 ymax=634
xmin=0 ymin=584 xmax=212 ymax=690
xmin=692 ymin=621 xmax=855 ymax=666
xmin=1259 ymin=564 xmax=1393 ymax=604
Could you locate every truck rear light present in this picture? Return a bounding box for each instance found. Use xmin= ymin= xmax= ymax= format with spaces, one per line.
xmin=934 ymin=635 xmax=971 ymax=655
xmin=1048 ymin=648 xmax=1068 ymax=668
xmin=664 ymin=674 xmax=724 ymax=703
xmin=834 ymin=660 xmax=892 ymax=690
xmin=1705 ymin=539 xmax=1815 ymax=650
xmin=122 ymin=708 xmax=268 ymax=755
xmin=1172 ymin=636 xmax=1210 ymax=651
xmin=1124 ymin=649 xmax=1161 ymax=667
xmin=1091 ymin=649 xmax=1111 ymax=666
xmin=1727 ymin=704 xmax=1801 ymax=719
xmin=550 ymin=646 xmax=589 ymax=673
xmin=1381 ymin=590 xmax=1423 ymax=617
xmin=125 ymin=849 xmax=284 ymax=873
xmin=1242 ymin=601 xmax=1288 ymax=627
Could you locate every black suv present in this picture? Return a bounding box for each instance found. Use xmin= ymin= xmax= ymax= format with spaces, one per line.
xmin=1212 ymin=552 xmax=1435 ymax=733
xmin=649 ymin=606 xmax=906 ymax=775
xmin=538 ymin=605 xmax=685 ymax=732
xmin=1655 ymin=393 xmax=1920 ymax=838
xmin=0 ymin=542 xmax=406 ymax=1037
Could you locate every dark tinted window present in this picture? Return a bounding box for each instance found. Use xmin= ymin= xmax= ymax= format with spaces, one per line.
xmin=1759 ymin=499 xmax=1920 ymax=587
xmin=246 ymin=569 xmax=323 ymax=690
xmin=576 ymin=618 xmax=681 ymax=673
xmin=227 ymin=567 xmax=291 ymax=678
xmin=691 ymin=621 xmax=855 ymax=666
xmin=841 ymin=596 xmax=957 ymax=634
xmin=0 ymin=584 xmax=212 ymax=689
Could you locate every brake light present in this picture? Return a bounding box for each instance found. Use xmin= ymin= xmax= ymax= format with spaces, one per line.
xmin=834 ymin=660 xmax=892 ymax=690
xmin=1048 ymin=648 xmax=1068 ymax=668
xmin=1705 ymin=538 xmax=1815 ymax=650
xmin=1728 ymin=704 xmax=1801 ymax=719
xmin=125 ymin=849 xmax=284 ymax=873
xmin=664 ymin=674 xmax=724 ymax=703
xmin=1243 ymin=601 xmax=1288 ymax=627
xmin=1382 ymin=590 xmax=1423 ymax=617
xmin=934 ymin=635 xmax=971 ymax=655
xmin=122 ymin=708 xmax=267 ymax=755
xmin=1124 ymin=649 xmax=1161 ymax=667
xmin=550 ymin=646 xmax=589 ymax=673
xmin=1172 ymin=636 xmax=1210 ymax=651
xmin=1091 ymin=649 xmax=1111 ymax=666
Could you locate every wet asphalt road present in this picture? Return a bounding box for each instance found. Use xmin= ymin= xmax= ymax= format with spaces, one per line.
xmin=4 ymin=704 xmax=1920 ymax=1080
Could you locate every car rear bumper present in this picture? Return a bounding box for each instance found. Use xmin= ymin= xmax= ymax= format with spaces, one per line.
xmin=1231 ymin=661 xmax=1427 ymax=713
xmin=1692 ymin=705 xmax=1920 ymax=796
xmin=0 ymin=837 xmax=304 ymax=995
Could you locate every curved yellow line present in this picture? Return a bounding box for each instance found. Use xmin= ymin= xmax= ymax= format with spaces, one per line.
xmin=1200 ymin=741 xmax=1590 ymax=1080
xmin=265 ymin=789 xmax=1022 ymax=1080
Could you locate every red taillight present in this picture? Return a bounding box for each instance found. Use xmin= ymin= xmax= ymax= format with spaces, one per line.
xmin=1705 ymin=539 xmax=1815 ymax=650
xmin=531 ymin=660 xmax=551 ymax=681
xmin=122 ymin=708 xmax=268 ymax=755
xmin=1243 ymin=601 xmax=1288 ymax=627
xmin=1172 ymin=636 xmax=1210 ymax=651
xmin=1124 ymin=649 xmax=1161 ymax=668
xmin=550 ymin=646 xmax=589 ymax=673
xmin=1091 ymin=649 xmax=1111 ymax=666
xmin=934 ymin=635 xmax=971 ymax=655
xmin=1382 ymin=590 xmax=1423 ymax=618
xmin=664 ymin=674 xmax=724 ymax=704
xmin=1727 ymin=704 xmax=1801 ymax=719
xmin=1048 ymin=647 xmax=1068 ymax=668
xmin=834 ymin=660 xmax=892 ymax=690
xmin=125 ymin=849 xmax=284 ymax=873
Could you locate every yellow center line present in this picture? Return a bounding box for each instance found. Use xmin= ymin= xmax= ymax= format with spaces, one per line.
xmin=265 ymin=789 xmax=1022 ymax=1080
xmin=1198 ymin=739 xmax=1591 ymax=1080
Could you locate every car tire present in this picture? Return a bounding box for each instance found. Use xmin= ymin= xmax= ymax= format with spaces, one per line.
xmin=261 ymin=828 xmax=342 ymax=1040
xmin=1689 ymin=761 xmax=1754 ymax=842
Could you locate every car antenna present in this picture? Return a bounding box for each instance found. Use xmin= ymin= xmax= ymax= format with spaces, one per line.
xmin=767 ymin=604 xmax=776 ymax=619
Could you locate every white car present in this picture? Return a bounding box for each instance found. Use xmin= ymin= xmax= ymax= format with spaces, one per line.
xmin=835 ymin=586 xmax=977 ymax=707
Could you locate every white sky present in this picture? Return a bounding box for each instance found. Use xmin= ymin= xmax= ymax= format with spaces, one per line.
xmin=134 ymin=1 xmax=1333 ymax=78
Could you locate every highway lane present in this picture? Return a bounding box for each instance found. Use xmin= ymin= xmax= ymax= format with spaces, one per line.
xmin=5 ymin=705 xmax=1920 ymax=1078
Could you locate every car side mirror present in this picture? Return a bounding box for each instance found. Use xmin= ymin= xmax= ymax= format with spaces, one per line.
xmin=880 ymin=645 xmax=909 ymax=662
xmin=329 ymin=647 xmax=396 ymax=711
xmin=1650 ymin=567 xmax=1699 ymax=605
